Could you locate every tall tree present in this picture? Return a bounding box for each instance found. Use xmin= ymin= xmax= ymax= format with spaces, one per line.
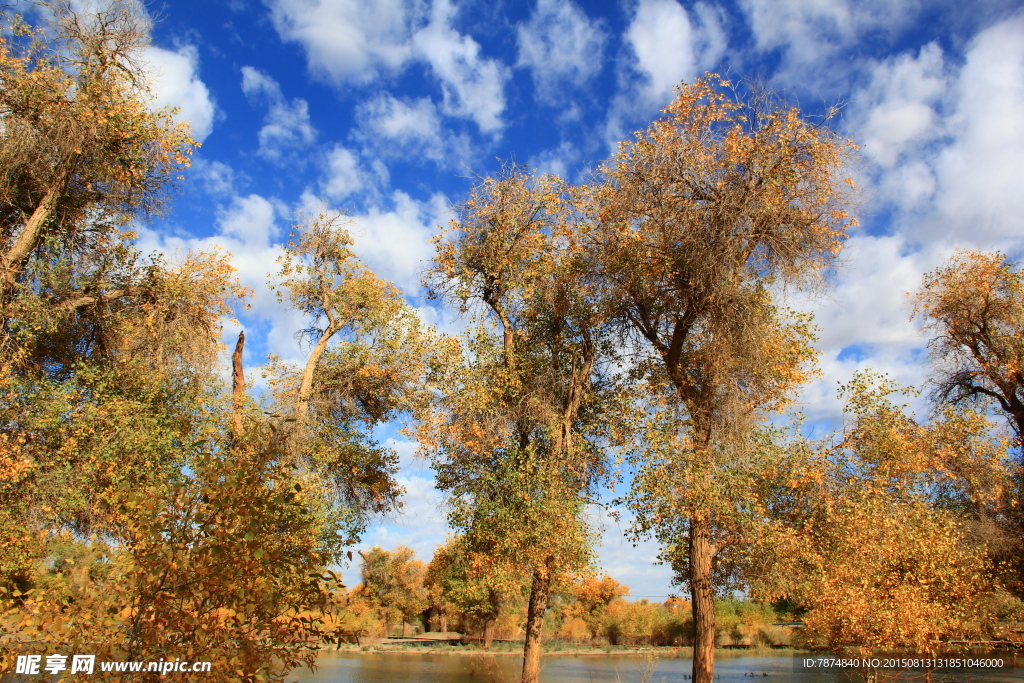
xmin=419 ymin=167 xmax=616 ymax=683
xmin=267 ymin=212 xmax=432 ymax=533
xmin=591 ymin=76 xmax=856 ymax=683
xmin=0 ymin=1 xmax=227 ymax=585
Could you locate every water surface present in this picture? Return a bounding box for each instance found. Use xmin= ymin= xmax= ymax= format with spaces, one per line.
xmin=298 ymin=651 xmax=1022 ymax=683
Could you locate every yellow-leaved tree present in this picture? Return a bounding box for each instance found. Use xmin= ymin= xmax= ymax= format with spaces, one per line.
xmin=751 ymin=372 xmax=1011 ymax=671
xmin=590 ymin=76 xmax=857 ymax=683
xmin=418 ymin=167 xmax=620 ymax=683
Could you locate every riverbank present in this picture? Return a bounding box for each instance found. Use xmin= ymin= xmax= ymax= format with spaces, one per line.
xmin=326 ymin=639 xmax=805 ymax=658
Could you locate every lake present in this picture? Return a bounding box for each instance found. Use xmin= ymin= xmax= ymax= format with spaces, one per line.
xmin=297 ymin=651 xmax=1024 ymax=683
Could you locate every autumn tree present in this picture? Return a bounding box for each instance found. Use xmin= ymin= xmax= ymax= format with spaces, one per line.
xmin=267 ymin=212 xmax=433 ymax=534
xmin=357 ymin=545 xmax=429 ymax=637
xmin=590 ymin=76 xmax=856 ymax=683
xmin=557 ymin=575 xmax=630 ymax=643
xmin=750 ymin=372 xmax=1008 ymax=662
xmin=913 ymin=251 xmax=1024 ymax=445
xmin=1 ymin=430 xmax=349 ymax=683
xmin=419 ymin=167 xmax=617 ymax=683
xmin=0 ymin=0 xmax=196 ymax=369
xmin=425 ymin=535 xmax=527 ymax=647
xmin=909 ymin=251 xmax=1024 ymax=602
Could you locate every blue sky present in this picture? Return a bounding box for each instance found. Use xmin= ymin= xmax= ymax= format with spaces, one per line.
xmin=112 ymin=0 xmax=1024 ymax=599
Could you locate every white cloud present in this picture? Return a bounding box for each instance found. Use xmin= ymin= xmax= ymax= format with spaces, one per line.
xmin=738 ymin=0 xmax=918 ymax=72
xmin=624 ymin=0 xmax=725 ymax=107
xmin=321 ymin=145 xmax=364 ymax=200
xmin=788 ymin=234 xmax=940 ymax=425
xmin=604 ymin=0 xmax=726 ymax=153
xmin=241 ymin=66 xmax=317 ymax=161
xmin=143 ymin=45 xmax=216 ymax=141
xmin=412 ymin=0 xmax=507 ymax=133
xmin=357 ymin=94 xmax=443 ymax=154
xmin=265 ymin=0 xmax=507 ymax=134
xmin=516 ymin=0 xmax=606 ymax=101
xmin=843 ymin=13 xmax=1024 ymax=246
xmin=264 ymin=0 xmax=414 ymax=84
xmin=854 ymin=44 xmax=946 ymax=167
xmin=189 ymin=158 xmax=242 ymax=196
xmin=348 ymin=191 xmax=450 ymax=294
xmin=354 ymin=93 xmax=473 ymax=167
xmin=931 ymin=13 xmax=1024 ymax=243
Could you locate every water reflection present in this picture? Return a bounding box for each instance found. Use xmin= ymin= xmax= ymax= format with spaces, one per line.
xmin=297 ymin=651 xmax=1022 ymax=683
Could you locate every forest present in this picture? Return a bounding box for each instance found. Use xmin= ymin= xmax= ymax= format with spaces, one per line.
xmin=1 ymin=4 xmax=1022 ymax=683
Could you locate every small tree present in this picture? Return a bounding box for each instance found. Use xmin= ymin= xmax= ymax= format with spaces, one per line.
xmin=358 ymin=546 xmax=429 ymax=637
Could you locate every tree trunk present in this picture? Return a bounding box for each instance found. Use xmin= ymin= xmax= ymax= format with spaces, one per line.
xmin=689 ymin=515 xmax=715 ymax=683
xmin=439 ymin=612 xmax=448 ymax=634
xmin=231 ymin=331 xmax=245 ymax=438
xmin=0 ymin=185 xmax=61 ymax=304
xmin=483 ymin=617 xmax=496 ymax=649
xmin=402 ymin=620 xmax=410 ymax=637
xmin=521 ymin=559 xmax=553 ymax=683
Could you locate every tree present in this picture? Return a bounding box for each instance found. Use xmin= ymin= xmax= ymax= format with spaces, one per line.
xmin=425 ymin=535 xmax=527 ymax=647
xmin=419 ymin=167 xmax=617 ymax=683
xmin=0 ymin=0 xmax=196 ymax=368
xmin=1 ymin=431 xmax=349 ymax=683
xmin=556 ymin=575 xmax=630 ymax=643
xmin=750 ymin=372 xmax=1007 ymax=666
xmin=912 ymin=250 xmax=1024 ymax=592
xmin=0 ymin=1 xmax=232 ymax=589
xmin=913 ymin=251 xmax=1024 ymax=443
xmin=267 ymin=212 xmax=433 ymax=533
xmin=591 ymin=76 xmax=856 ymax=683
xmin=357 ymin=545 xmax=429 ymax=637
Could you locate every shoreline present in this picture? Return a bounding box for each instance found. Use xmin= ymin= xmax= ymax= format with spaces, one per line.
xmin=321 ymin=643 xmax=806 ymax=658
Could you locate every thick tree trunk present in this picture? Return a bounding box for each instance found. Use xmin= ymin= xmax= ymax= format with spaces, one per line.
xmin=521 ymin=559 xmax=553 ymax=683
xmin=689 ymin=515 xmax=715 ymax=683
xmin=483 ymin=617 xmax=496 ymax=649
xmin=439 ymin=612 xmax=448 ymax=634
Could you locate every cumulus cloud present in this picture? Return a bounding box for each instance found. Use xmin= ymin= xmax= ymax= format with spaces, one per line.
xmin=356 ymin=94 xmax=444 ymax=156
xmin=624 ymin=0 xmax=725 ymax=107
xmin=265 ymin=0 xmax=507 ymax=133
xmin=843 ymin=12 xmax=1024 ymax=247
xmin=241 ymin=66 xmax=317 ymax=161
xmin=738 ymin=0 xmax=918 ymax=75
xmin=189 ymin=158 xmax=243 ymax=197
xmin=516 ymin=0 xmax=607 ymax=101
xmin=143 ymin=45 xmax=217 ymax=141
xmin=603 ymin=0 xmax=726 ymax=153
xmin=348 ymin=191 xmax=449 ymax=294
xmin=320 ymin=145 xmax=365 ymax=200
xmin=855 ymin=43 xmax=947 ymax=169
xmin=412 ymin=0 xmax=507 ymax=134
xmin=352 ymin=93 xmax=473 ymax=167
xmin=264 ymin=0 xmax=414 ymax=84
xmin=931 ymin=13 xmax=1024 ymax=243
